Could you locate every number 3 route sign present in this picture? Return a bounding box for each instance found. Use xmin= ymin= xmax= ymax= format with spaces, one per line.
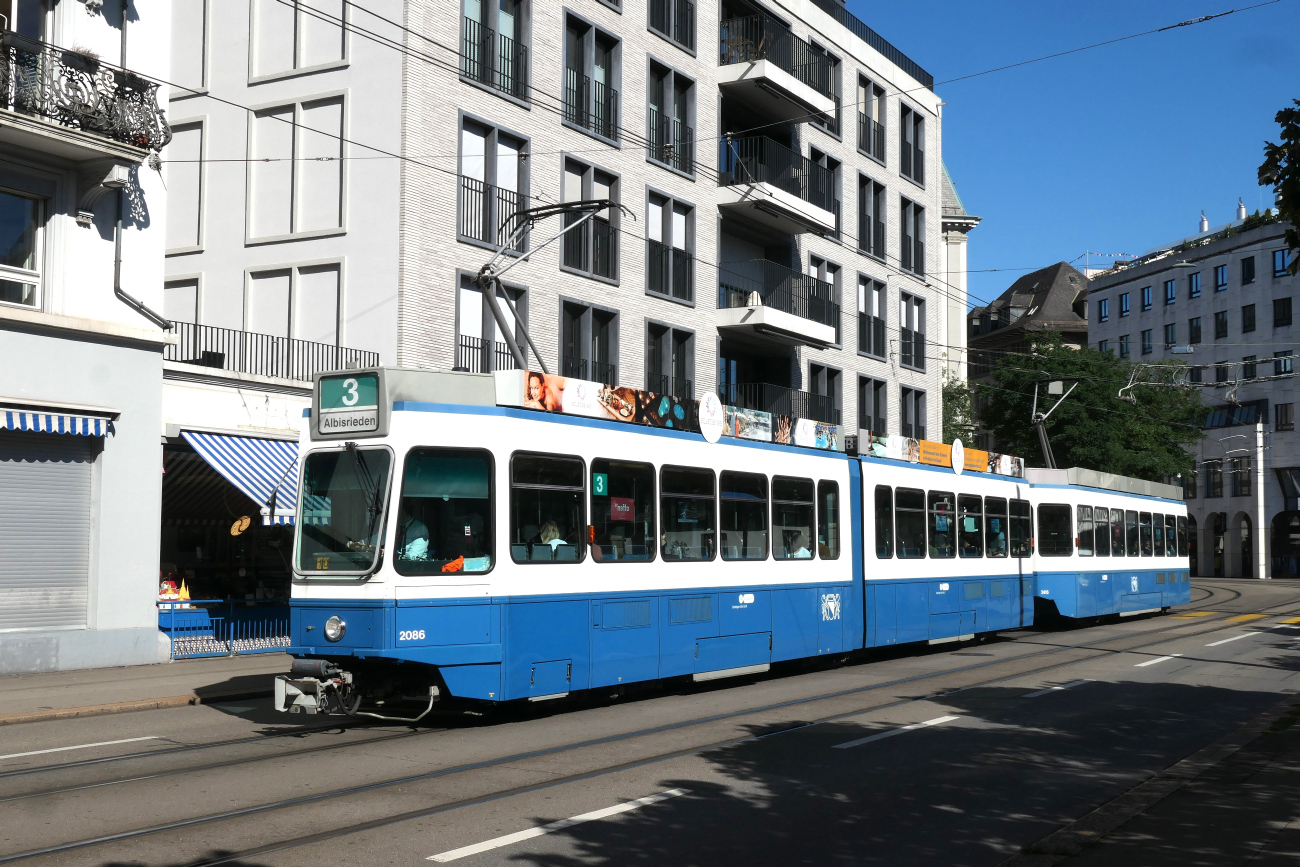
xmin=318 ymin=373 xmax=380 ymax=433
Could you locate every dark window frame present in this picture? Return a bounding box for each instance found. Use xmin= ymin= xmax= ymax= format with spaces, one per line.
xmin=508 ymin=450 xmax=588 ymax=564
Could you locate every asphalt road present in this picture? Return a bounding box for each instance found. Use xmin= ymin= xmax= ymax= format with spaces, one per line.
xmin=3 ymin=578 xmax=1300 ymax=867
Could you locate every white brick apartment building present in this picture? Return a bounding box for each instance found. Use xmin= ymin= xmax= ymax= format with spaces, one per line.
xmin=160 ymin=0 xmax=974 ymax=597
xmin=1088 ymin=209 xmax=1296 ymax=579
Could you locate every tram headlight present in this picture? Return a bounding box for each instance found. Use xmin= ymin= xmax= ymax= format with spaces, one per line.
xmin=324 ymin=616 xmax=346 ymax=642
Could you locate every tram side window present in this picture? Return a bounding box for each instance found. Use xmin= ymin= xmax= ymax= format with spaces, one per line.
xmin=1094 ymin=507 xmax=1110 ymax=557
xmin=958 ymin=494 xmax=983 ymax=557
xmin=511 ymin=453 xmax=585 ymax=563
xmin=1166 ymin=515 xmax=1177 ymax=557
xmin=590 ymin=459 xmax=655 ymax=563
xmin=1139 ymin=512 xmax=1153 ymax=556
xmin=773 ymin=477 xmax=816 ymax=559
xmin=1010 ymin=499 xmax=1033 ymax=557
xmin=1125 ymin=510 xmax=1139 ymax=557
xmin=1077 ymin=505 xmax=1093 ymax=556
xmin=1038 ymin=504 xmax=1073 ymax=556
xmin=818 ymin=481 xmax=840 ymax=559
xmin=393 ymin=449 xmax=492 ymax=575
xmin=896 ymin=487 xmax=926 ymax=558
xmin=1113 ymin=509 xmax=1127 ymax=557
xmin=985 ymin=497 xmax=1008 ymax=558
xmin=720 ymin=471 xmax=767 ymax=561
xmin=1152 ymin=513 xmax=1165 ymax=556
xmin=875 ymin=485 xmax=894 ymax=558
xmin=1177 ymin=515 xmax=1187 ymax=557
xmin=661 ymin=466 xmax=716 ymax=561
xmin=928 ymin=491 xmax=956 ymax=558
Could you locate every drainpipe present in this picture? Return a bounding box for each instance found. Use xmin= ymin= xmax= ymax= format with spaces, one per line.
xmin=1257 ymin=419 xmax=1268 ymax=579
xmin=113 ymin=190 xmax=168 ymax=329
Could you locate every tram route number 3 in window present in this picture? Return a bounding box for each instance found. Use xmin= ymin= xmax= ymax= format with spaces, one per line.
xmin=318 ymin=373 xmax=380 ymax=433
xmin=593 ymin=473 xmax=608 ymax=495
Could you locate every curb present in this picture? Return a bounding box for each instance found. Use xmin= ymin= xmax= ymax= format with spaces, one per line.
xmin=0 ymin=689 xmax=273 ymax=727
xmin=997 ymin=692 xmax=1300 ymax=866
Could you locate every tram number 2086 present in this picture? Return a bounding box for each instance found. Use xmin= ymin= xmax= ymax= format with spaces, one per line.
xmin=398 ymin=630 xmax=427 ymax=642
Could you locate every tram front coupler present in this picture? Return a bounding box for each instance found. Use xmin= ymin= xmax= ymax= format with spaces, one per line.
xmin=274 ymin=659 xmax=357 ymax=715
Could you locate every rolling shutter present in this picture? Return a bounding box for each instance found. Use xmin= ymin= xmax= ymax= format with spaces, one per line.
xmin=0 ymin=430 xmax=93 ymax=631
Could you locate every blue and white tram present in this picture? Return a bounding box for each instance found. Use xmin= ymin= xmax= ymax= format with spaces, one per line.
xmin=274 ymin=369 xmax=1187 ymax=715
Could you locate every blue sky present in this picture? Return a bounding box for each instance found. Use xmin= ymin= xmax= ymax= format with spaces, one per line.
xmin=850 ymin=0 xmax=1297 ymax=307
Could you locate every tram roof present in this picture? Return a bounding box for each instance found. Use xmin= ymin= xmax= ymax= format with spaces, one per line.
xmin=1026 ymin=467 xmax=1183 ymax=502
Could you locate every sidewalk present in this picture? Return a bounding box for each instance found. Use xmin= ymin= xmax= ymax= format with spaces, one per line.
xmin=1002 ymin=693 xmax=1300 ymax=866
xmin=0 ymin=653 xmax=290 ymax=726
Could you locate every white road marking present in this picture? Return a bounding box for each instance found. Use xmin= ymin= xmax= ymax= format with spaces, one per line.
xmin=832 ymin=715 xmax=960 ymax=750
xmin=427 ymin=788 xmax=690 ymax=862
xmin=1135 ymin=654 xmax=1184 ymax=667
xmin=1206 ymin=633 xmax=1256 ymax=647
xmin=1023 ymin=679 xmax=1093 ymax=698
xmin=0 ymin=736 xmax=161 ymax=762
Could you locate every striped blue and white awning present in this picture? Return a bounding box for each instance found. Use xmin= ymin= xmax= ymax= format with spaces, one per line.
xmin=181 ymin=431 xmax=303 ymax=525
xmin=3 ymin=410 xmax=112 ymax=436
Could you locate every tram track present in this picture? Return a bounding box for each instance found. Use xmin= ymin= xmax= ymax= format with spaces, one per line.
xmin=4 ymin=580 xmax=1298 ymax=865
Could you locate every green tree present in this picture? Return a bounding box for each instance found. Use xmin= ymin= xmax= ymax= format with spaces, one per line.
xmin=977 ymin=334 xmax=1204 ymax=481
xmin=1260 ymin=99 xmax=1300 ymax=275
xmin=941 ymin=371 xmax=976 ymax=444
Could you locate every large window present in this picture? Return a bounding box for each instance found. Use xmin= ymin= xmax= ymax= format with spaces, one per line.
xmin=647 ymin=322 xmax=693 ymax=399
xmin=857 ymin=177 xmax=885 ymax=258
xmin=875 ymin=485 xmax=893 ymax=558
xmin=561 ymin=159 xmax=618 ymax=281
xmin=1077 ymin=505 xmax=1093 ymax=556
xmin=297 ymin=447 xmax=392 ymax=574
xmin=899 ymin=293 xmax=925 ymax=370
xmin=859 ymin=376 xmax=887 ymax=433
xmin=0 ymin=190 xmax=41 ymax=309
xmin=461 ymin=0 xmax=529 ymax=99
xmin=646 ymin=192 xmax=694 ymax=302
xmin=1242 ymin=257 xmax=1256 ymax=285
xmin=1038 ymin=504 xmax=1073 ymax=556
xmin=1094 ymin=507 xmax=1110 ymax=557
xmin=661 ymin=465 xmax=715 ymax=560
xmin=1010 ymin=499 xmax=1032 ymax=557
xmin=895 ymin=487 xmax=925 ymax=558
xmin=857 ymin=75 xmax=886 ymax=161
xmin=646 ymin=61 xmax=694 ymax=173
xmin=773 ymin=477 xmax=815 ymax=559
xmin=985 ymin=497 xmax=1008 ymax=558
xmin=590 ymin=458 xmax=655 ymax=562
xmin=510 ymin=453 xmax=585 ymax=563
xmin=818 ymin=481 xmax=840 ymax=559
xmin=648 ymin=0 xmax=695 ymax=51
xmin=1112 ymin=509 xmax=1126 ymax=557
xmin=564 ymin=17 xmax=620 ymax=142
xmin=1125 ymin=510 xmax=1139 ymax=557
xmin=1166 ymin=515 xmax=1177 ymax=557
xmin=899 ymin=103 xmax=924 ymax=183
xmin=900 ymin=198 xmax=925 ymax=275
xmin=1152 ymin=513 xmax=1165 ymax=556
xmin=958 ymin=495 xmax=983 ymax=558
xmin=394 ymin=448 xmax=493 ymax=575
xmin=459 ymin=119 xmax=528 ymax=252
xmin=1139 ymin=512 xmax=1154 ymax=556
xmin=900 ymin=386 xmax=926 ymax=439
xmin=560 ymin=301 xmax=617 ymax=383
xmin=1276 ymin=249 xmax=1293 ymax=277
xmin=858 ymin=276 xmax=886 ymax=357
xmin=928 ymin=491 xmax=955 ymax=558
xmin=720 ymin=471 xmax=767 ymax=560
xmin=249 ymin=97 xmax=344 ymax=241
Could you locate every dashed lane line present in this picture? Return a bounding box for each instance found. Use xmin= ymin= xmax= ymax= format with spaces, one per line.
xmin=1023 ymin=679 xmax=1093 ymax=698
xmin=832 ymin=716 xmax=960 ymax=749
xmin=0 ymin=737 xmax=162 ymax=762
xmin=426 ymin=788 xmax=690 ymax=862
xmin=1135 ymin=654 xmax=1184 ymax=667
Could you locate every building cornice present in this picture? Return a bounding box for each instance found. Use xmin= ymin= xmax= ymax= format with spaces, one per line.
xmin=0 ymin=305 xmax=174 ymax=347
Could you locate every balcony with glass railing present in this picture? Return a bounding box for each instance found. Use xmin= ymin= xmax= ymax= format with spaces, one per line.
xmin=0 ymin=31 xmax=171 ymax=160
xmin=717 ymin=259 xmax=838 ymax=347
xmin=461 ymin=18 xmax=529 ymax=101
xmin=717 ymin=135 xmax=837 ymax=235
xmin=165 ymin=323 xmax=378 ymax=383
xmin=717 ymin=14 xmax=835 ymax=125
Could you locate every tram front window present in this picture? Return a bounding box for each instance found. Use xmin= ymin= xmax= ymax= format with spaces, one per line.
xmin=297 ymin=447 xmax=392 ymax=574
xmin=511 ymin=453 xmax=585 ymax=563
xmin=394 ymin=449 xmax=493 ymax=574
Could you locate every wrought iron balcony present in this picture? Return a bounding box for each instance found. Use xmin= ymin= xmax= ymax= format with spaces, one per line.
xmin=718 ymin=382 xmax=840 ymax=425
xmin=648 ymin=373 xmax=692 ymax=400
xmin=166 ymin=322 xmax=378 ymax=383
xmin=718 ymin=259 xmax=838 ymax=328
xmin=718 ymin=15 xmax=833 ymax=100
xmin=646 ymin=106 xmax=693 ymax=173
xmin=0 ymin=32 xmax=170 ymax=152
xmin=456 ymin=335 xmax=520 ymax=373
xmin=646 ymin=238 xmax=693 ymax=302
xmin=717 ymin=136 xmax=837 ymax=234
xmin=461 ymin=18 xmax=529 ymax=101
xmin=857 ymin=113 xmax=885 ymax=161
xmin=459 ymin=175 xmax=527 ymax=251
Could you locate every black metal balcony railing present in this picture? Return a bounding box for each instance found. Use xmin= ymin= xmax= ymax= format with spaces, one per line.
xmin=646 ymin=238 xmax=694 ymax=302
xmin=718 ymin=15 xmax=834 ymax=100
xmin=901 ymin=139 xmax=924 ymax=184
xmin=806 ymin=0 xmax=932 ymax=88
xmin=858 ymin=211 xmax=884 ymax=259
xmin=456 ymin=335 xmax=520 ymax=373
xmin=562 ymin=211 xmax=587 ymax=270
xmin=901 ymin=232 xmax=924 ymax=276
xmin=0 ymin=33 xmax=171 ymax=150
xmin=857 ymin=113 xmax=885 ymax=160
xmin=901 ymin=420 xmax=927 ymax=440
xmin=718 ymin=259 xmax=839 ymax=329
xmin=648 ymin=373 xmax=693 ymax=400
xmin=900 ymin=326 xmax=926 ymax=371
xmin=166 ymin=322 xmax=378 ymax=383
xmin=719 ymin=136 xmax=835 ymax=214
xmin=564 ymin=70 xmax=619 ymax=140
xmin=461 ymin=18 xmax=528 ymax=100
xmin=858 ymin=312 xmax=885 ymax=357
xmin=719 ymin=382 xmax=840 ymax=425
xmin=649 ymin=0 xmax=696 ymax=50
xmin=592 ymin=216 xmax=616 ymax=279
xmin=593 ymin=359 xmax=616 ymax=384
xmin=562 ymin=355 xmax=587 ymax=380
xmin=647 ymin=106 xmax=694 ymax=173
xmin=460 ymin=175 xmax=527 ymax=252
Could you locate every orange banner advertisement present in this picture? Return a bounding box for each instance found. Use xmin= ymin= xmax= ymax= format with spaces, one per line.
xmin=918 ymin=440 xmax=951 ymax=467
xmin=963 ymin=447 xmax=989 ymax=473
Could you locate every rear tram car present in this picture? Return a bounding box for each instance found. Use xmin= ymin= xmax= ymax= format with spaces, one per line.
xmin=275 ymin=369 xmax=1188 ymax=716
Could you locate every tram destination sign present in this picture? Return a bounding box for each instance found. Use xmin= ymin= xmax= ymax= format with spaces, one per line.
xmin=315 ymin=371 xmax=383 ymax=438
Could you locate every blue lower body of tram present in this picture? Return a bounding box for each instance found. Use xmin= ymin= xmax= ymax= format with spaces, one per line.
xmin=1035 ymin=568 xmax=1192 ymax=618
